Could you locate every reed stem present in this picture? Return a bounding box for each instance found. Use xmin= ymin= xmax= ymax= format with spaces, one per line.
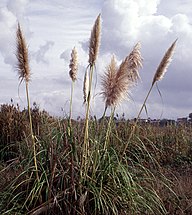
xmin=104 ymin=107 xmax=115 ymax=151
xmin=120 ymin=83 xmax=154 ymax=161
xmin=69 ymin=81 xmax=74 ymax=125
xmin=81 ymin=65 xmax=94 ymax=178
xmin=25 ymin=81 xmax=39 ymax=181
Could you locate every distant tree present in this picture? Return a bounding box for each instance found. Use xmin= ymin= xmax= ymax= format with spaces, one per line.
xmin=189 ymin=113 xmax=192 ymax=121
xmin=122 ymin=113 xmax=125 ymax=120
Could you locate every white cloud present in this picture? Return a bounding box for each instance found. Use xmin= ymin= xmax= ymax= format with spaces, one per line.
xmin=32 ymin=41 xmax=54 ymax=64
xmin=7 ymin=0 xmax=29 ymax=18
xmin=0 ymin=7 xmax=16 ymax=65
xmin=60 ymin=49 xmax=71 ymax=63
xmin=97 ymin=0 xmax=192 ymax=119
xmin=0 ymin=0 xmax=31 ymax=67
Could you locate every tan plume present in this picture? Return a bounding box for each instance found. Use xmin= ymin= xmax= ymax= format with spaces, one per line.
xmin=16 ymin=23 xmax=30 ymax=83
xmin=101 ymin=43 xmax=143 ymax=109
xmin=88 ymin=14 xmax=101 ymax=66
xmin=83 ymin=70 xmax=89 ymax=104
xmin=127 ymin=42 xmax=143 ymax=84
xmin=69 ymin=47 xmax=78 ymax=82
xmin=101 ymin=55 xmax=118 ymax=107
xmin=152 ymin=39 xmax=177 ymax=85
xmin=101 ymin=55 xmax=130 ymax=108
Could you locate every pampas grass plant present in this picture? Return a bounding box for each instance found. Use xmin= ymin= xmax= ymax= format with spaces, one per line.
xmin=101 ymin=43 xmax=142 ymax=152
xmin=16 ymin=23 xmax=39 ymax=181
xmin=121 ymin=39 xmax=177 ymax=158
xmin=69 ymin=47 xmax=78 ymax=123
xmin=0 ymin=15 xmax=182 ymax=215
xmin=81 ymin=14 xmax=101 ymax=178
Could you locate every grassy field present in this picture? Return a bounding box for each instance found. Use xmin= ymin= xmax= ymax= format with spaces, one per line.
xmin=0 ymin=104 xmax=192 ymax=214
xmin=0 ymin=15 xmax=192 ymax=214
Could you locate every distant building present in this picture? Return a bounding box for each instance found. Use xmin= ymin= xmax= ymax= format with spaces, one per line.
xmin=177 ymin=117 xmax=188 ymax=125
xmin=150 ymin=119 xmax=160 ymax=126
xmin=137 ymin=118 xmax=149 ymax=124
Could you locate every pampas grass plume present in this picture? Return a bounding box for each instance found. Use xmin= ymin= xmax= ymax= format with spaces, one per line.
xmin=101 ymin=55 xmax=129 ymax=108
xmin=16 ymin=23 xmax=30 ymax=83
xmin=83 ymin=70 xmax=89 ymax=104
xmin=101 ymin=42 xmax=143 ymax=109
xmin=69 ymin=47 xmax=78 ymax=82
xmin=101 ymin=55 xmax=118 ymax=108
xmin=88 ymin=14 xmax=101 ymax=66
xmin=152 ymin=39 xmax=177 ymax=85
xmin=127 ymin=42 xmax=143 ymax=84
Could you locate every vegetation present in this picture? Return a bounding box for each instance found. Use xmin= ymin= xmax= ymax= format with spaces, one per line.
xmin=0 ymin=15 xmax=191 ymax=215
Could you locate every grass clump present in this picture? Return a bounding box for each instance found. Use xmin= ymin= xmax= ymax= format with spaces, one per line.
xmin=1 ymin=104 xmax=192 ymax=214
xmin=1 ymin=14 xmax=190 ymax=215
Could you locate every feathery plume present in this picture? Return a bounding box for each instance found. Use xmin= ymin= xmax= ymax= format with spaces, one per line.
xmin=69 ymin=47 xmax=78 ymax=82
xmin=152 ymin=39 xmax=177 ymax=85
xmin=101 ymin=43 xmax=143 ymax=108
xmin=16 ymin=23 xmax=30 ymax=83
xmin=121 ymin=40 xmax=177 ymax=160
xmin=127 ymin=42 xmax=143 ymax=84
xmin=83 ymin=70 xmax=89 ymax=104
xmin=16 ymin=23 xmax=39 ymax=181
xmin=88 ymin=14 xmax=101 ymax=66
xmin=101 ymin=55 xmax=118 ymax=107
xmin=101 ymin=55 xmax=129 ymax=108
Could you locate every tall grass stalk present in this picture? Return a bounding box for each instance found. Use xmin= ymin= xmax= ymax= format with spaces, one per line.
xmin=81 ymin=65 xmax=94 ymax=178
xmin=81 ymin=14 xmax=101 ymax=178
xmin=25 ymin=82 xmax=39 ymax=181
xmin=101 ymin=44 xmax=142 ymax=152
xmin=121 ymin=39 xmax=177 ymax=159
xmin=16 ymin=23 xmax=39 ymax=181
xmin=69 ymin=82 xmax=74 ymax=124
xmin=103 ymin=107 xmax=115 ymax=151
xmin=69 ymin=47 xmax=78 ymax=125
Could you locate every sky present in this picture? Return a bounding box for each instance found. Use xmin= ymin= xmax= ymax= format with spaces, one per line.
xmin=0 ymin=0 xmax=192 ymax=120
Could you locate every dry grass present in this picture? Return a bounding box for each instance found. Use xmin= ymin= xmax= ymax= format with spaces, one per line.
xmin=157 ymin=165 xmax=192 ymax=215
xmin=1 ymin=109 xmax=192 ymax=214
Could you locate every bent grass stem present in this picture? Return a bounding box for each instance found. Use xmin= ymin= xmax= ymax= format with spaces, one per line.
xmin=121 ymin=83 xmax=154 ymax=161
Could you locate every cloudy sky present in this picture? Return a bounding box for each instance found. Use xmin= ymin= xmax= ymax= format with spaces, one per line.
xmin=0 ymin=0 xmax=192 ymax=120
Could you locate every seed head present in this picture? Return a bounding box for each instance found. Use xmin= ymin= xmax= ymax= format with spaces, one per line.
xmin=16 ymin=23 xmax=30 ymax=83
xmin=127 ymin=42 xmax=143 ymax=84
xmin=101 ymin=55 xmax=118 ymax=107
xmin=83 ymin=70 xmax=89 ymax=104
xmin=69 ymin=47 xmax=78 ymax=82
xmin=88 ymin=14 xmax=101 ymax=66
xmin=152 ymin=39 xmax=177 ymax=85
xmin=101 ymin=55 xmax=129 ymax=108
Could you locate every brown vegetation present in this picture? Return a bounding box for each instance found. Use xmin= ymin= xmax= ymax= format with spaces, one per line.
xmin=0 ymin=104 xmax=192 ymax=214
